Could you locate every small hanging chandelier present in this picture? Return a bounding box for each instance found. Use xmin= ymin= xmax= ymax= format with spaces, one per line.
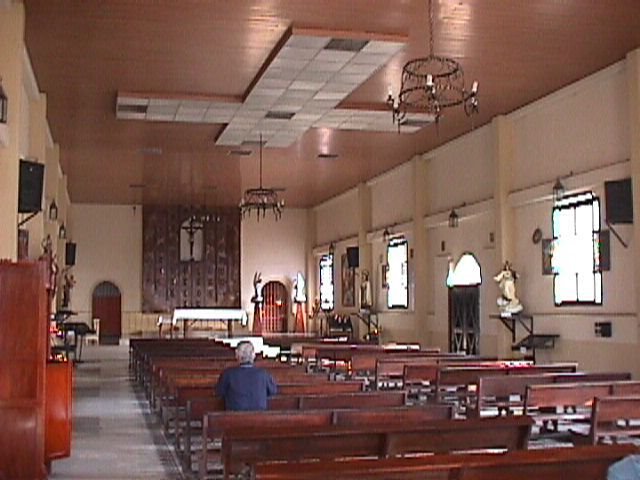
xmin=239 ymin=134 xmax=285 ymax=221
xmin=387 ymin=0 xmax=478 ymax=128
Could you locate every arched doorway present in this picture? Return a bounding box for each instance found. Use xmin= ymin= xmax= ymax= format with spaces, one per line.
xmin=447 ymin=253 xmax=482 ymax=355
xmin=92 ymin=281 xmax=122 ymax=345
xmin=262 ymin=281 xmax=288 ymax=333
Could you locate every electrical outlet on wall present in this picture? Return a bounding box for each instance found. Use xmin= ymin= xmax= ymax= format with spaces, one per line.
xmin=594 ymin=321 xmax=612 ymax=338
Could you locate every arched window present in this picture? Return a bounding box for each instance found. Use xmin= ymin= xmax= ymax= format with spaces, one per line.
xmin=447 ymin=253 xmax=482 ymax=287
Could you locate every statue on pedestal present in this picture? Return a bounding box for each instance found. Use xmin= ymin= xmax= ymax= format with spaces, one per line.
xmin=494 ymin=261 xmax=523 ymax=316
xmin=360 ymin=270 xmax=372 ymax=310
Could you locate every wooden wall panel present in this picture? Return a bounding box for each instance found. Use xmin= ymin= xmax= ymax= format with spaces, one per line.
xmin=0 ymin=261 xmax=49 ymax=480
xmin=142 ymin=206 xmax=240 ymax=312
xmin=45 ymin=361 xmax=72 ymax=462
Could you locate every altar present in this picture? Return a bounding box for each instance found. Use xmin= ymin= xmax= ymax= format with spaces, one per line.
xmin=159 ymin=307 xmax=248 ymax=338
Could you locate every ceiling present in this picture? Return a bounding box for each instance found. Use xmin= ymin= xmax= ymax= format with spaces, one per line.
xmin=21 ymin=0 xmax=640 ymax=209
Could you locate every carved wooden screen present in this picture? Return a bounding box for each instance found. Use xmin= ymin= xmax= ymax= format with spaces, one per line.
xmin=142 ymin=206 xmax=240 ymax=312
xmin=262 ymin=281 xmax=288 ymax=333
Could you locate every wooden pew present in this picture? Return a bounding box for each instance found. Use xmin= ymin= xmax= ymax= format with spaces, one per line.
xmin=474 ymin=371 xmax=632 ymax=418
xmin=196 ymin=405 xmax=454 ymax=476
xmin=578 ymin=395 xmax=640 ymax=444
xmin=435 ymin=362 xmax=578 ymax=413
xmin=162 ymin=378 xmax=364 ymax=437
xmin=253 ymin=444 xmax=638 ymax=480
xmin=180 ymin=390 xmax=407 ymax=471
xmin=524 ymin=381 xmax=614 ymax=435
xmin=215 ymin=416 xmax=532 ymax=479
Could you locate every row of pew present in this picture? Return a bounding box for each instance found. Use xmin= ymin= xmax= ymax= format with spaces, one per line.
xmin=129 ymin=338 xmax=640 ymax=480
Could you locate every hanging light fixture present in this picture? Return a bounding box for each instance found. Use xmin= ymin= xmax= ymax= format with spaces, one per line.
xmin=48 ymin=199 xmax=58 ymax=221
xmin=448 ymin=209 xmax=459 ymax=228
xmin=387 ymin=0 xmax=478 ymax=127
xmin=0 ymin=77 xmax=7 ymax=124
xmin=552 ymin=178 xmax=565 ymax=202
xmin=239 ymin=133 xmax=285 ymax=221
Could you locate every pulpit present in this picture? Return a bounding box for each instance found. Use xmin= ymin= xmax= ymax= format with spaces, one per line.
xmin=0 ymin=260 xmax=71 ymax=479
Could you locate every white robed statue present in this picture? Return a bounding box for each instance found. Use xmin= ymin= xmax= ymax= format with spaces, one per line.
xmin=494 ymin=261 xmax=523 ymax=315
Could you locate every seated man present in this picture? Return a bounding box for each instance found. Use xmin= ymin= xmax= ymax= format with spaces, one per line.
xmin=215 ymin=341 xmax=278 ymax=411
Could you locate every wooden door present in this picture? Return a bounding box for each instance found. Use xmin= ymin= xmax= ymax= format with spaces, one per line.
xmin=92 ymin=281 xmax=122 ymax=345
xmin=448 ymin=286 xmax=480 ymax=355
xmin=262 ymin=281 xmax=288 ymax=333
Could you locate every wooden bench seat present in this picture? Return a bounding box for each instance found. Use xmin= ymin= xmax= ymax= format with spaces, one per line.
xmin=523 ymin=381 xmax=640 ymax=436
xmin=474 ymin=371 xmax=632 ymax=418
xmin=253 ymin=444 xmax=638 ymax=480
xmin=196 ymin=405 xmax=454 ymax=475
xmin=573 ymin=395 xmax=640 ymax=444
xmin=216 ymin=416 xmax=532 ymax=479
xmin=179 ymin=390 xmax=408 ymax=471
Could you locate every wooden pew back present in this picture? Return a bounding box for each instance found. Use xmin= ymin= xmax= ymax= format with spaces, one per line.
xmin=253 ymin=444 xmax=638 ymax=480
xmin=217 ymin=416 xmax=532 ymax=477
xmin=590 ymin=395 xmax=640 ymax=444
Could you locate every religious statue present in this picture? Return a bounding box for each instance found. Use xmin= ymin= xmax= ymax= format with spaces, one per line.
xmin=494 ymin=261 xmax=523 ymax=315
xmin=360 ymin=270 xmax=372 ymax=310
xmin=61 ymin=271 xmax=76 ymax=309
xmin=251 ymin=271 xmax=263 ymax=304
xmin=292 ymin=272 xmax=307 ymax=333
xmin=292 ymin=272 xmax=306 ymax=304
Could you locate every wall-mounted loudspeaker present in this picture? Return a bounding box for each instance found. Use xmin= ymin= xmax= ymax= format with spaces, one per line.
xmin=65 ymin=242 xmax=77 ymax=266
xmin=605 ymin=177 xmax=633 ymax=224
xmin=18 ymin=159 xmax=45 ymax=213
xmin=346 ymin=246 xmax=359 ymax=268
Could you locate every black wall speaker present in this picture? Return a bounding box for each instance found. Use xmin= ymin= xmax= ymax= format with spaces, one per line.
xmin=346 ymin=246 xmax=359 ymax=269
xmin=18 ymin=159 xmax=45 ymax=213
xmin=65 ymin=242 xmax=77 ymax=266
xmin=605 ymin=177 xmax=633 ymax=224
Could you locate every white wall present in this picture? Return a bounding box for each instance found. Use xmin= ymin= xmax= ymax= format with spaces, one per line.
xmin=370 ymin=162 xmax=414 ymax=230
xmin=314 ymin=189 xmax=359 ymax=246
xmin=426 ymin=125 xmax=495 ymax=212
xmin=241 ymin=208 xmax=310 ymax=329
xmin=69 ymin=204 xmax=142 ymax=325
xmin=511 ymin=63 xmax=629 ymax=190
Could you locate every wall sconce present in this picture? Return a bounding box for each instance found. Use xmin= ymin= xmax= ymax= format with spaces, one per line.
xmin=382 ymin=228 xmax=391 ymax=243
xmin=552 ymin=178 xmax=565 ymax=202
xmin=58 ymin=222 xmax=67 ymax=239
xmin=448 ymin=209 xmax=459 ymax=228
xmin=0 ymin=78 xmax=7 ymax=124
xmin=328 ymin=242 xmax=335 ymax=255
xmin=48 ymin=199 xmax=58 ymax=221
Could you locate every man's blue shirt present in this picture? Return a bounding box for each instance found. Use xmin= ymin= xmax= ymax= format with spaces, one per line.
xmin=215 ymin=363 xmax=278 ymax=411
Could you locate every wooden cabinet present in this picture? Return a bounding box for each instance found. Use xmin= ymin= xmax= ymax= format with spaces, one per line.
xmin=45 ymin=361 xmax=72 ymax=464
xmin=0 ymin=260 xmax=72 ymax=479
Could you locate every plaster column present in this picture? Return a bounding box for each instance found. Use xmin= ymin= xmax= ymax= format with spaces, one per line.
xmin=357 ymin=182 xmax=372 ymax=341
xmin=305 ymin=208 xmax=318 ymax=332
xmin=0 ymin=2 xmax=25 ymax=260
xmin=626 ymin=49 xmax=640 ymax=357
xmin=492 ymin=115 xmax=516 ymax=358
xmin=27 ymin=93 xmax=47 ymax=259
xmin=413 ymin=154 xmax=431 ymax=346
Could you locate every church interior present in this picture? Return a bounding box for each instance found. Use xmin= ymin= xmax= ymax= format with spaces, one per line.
xmin=3 ymin=1 xmax=640 ymax=478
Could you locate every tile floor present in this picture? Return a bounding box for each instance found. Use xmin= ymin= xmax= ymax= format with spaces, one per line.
xmin=49 ymin=344 xmax=184 ymax=480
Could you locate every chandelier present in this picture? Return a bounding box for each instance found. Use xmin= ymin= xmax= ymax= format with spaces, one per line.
xmin=239 ymin=134 xmax=285 ymax=221
xmin=387 ymin=0 xmax=478 ymax=127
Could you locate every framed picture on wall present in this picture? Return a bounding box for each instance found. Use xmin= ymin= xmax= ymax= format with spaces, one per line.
xmin=341 ymin=253 xmax=355 ymax=307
